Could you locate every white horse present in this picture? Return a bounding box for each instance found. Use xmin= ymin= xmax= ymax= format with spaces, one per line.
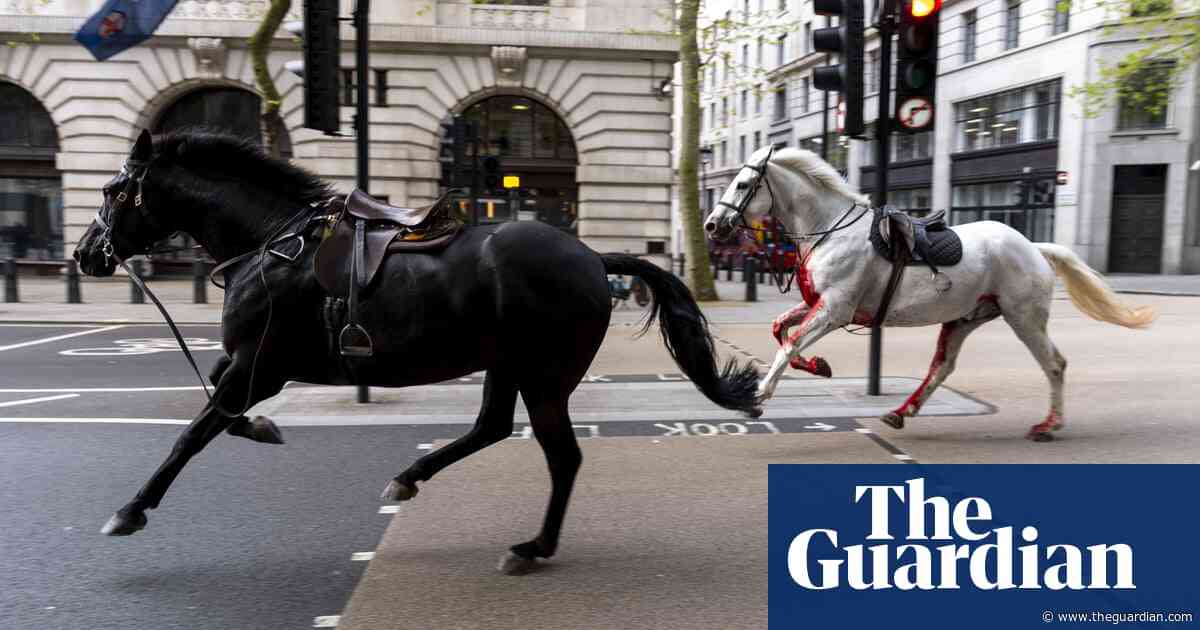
xmin=703 ymin=146 xmax=1156 ymax=440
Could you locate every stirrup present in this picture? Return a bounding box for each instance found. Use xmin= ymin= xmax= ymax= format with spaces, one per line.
xmin=339 ymin=324 xmax=374 ymax=357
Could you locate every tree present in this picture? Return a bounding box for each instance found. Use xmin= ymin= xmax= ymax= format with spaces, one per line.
xmin=248 ymin=0 xmax=292 ymax=158
xmin=671 ymin=1 xmax=800 ymax=300
xmin=1067 ymin=0 xmax=1199 ymax=119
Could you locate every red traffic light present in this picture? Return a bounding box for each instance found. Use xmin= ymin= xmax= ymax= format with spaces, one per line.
xmin=910 ymin=0 xmax=941 ymax=17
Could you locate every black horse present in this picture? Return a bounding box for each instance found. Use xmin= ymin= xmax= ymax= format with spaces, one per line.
xmin=74 ymin=130 xmax=759 ymax=573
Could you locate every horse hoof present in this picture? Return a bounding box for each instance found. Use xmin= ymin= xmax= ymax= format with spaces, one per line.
xmin=249 ymin=416 xmax=285 ymax=445
xmin=498 ymin=552 xmax=539 ymax=576
xmin=1026 ymin=430 xmax=1054 ymax=442
xmin=811 ymin=357 xmax=832 ymax=378
xmin=100 ymin=509 xmax=147 ymax=536
xmin=742 ymin=406 xmax=764 ymax=419
xmin=380 ymin=479 xmax=419 ymax=502
xmin=880 ymin=412 xmax=905 ymax=430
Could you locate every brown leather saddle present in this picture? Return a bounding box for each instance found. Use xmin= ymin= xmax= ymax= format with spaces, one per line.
xmin=314 ymin=189 xmax=462 ymax=357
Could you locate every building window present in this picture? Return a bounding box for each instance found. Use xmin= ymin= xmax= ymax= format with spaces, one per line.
xmin=861 ymin=126 xmax=934 ymax=165
xmin=962 ymin=10 xmax=977 ymax=62
xmin=774 ymin=84 xmax=788 ymax=121
xmin=740 ymin=90 xmax=748 ymax=118
xmin=754 ymin=130 xmax=762 ymax=151
xmin=341 ymin=68 xmax=356 ymax=106
xmin=777 ymin=34 xmax=787 ymax=67
xmin=722 ymin=96 xmax=730 ymax=125
xmin=955 ymin=79 xmax=1060 ymax=151
xmin=1052 ymin=0 xmax=1070 ymax=34
xmin=798 ymin=133 xmax=848 ymax=172
xmin=1005 ymin=0 xmax=1021 ymax=50
xmin=743 ymin=0 xmax=750 ymax=19
xmin=720 ymin=140 xmax=728 ymax=166
xmin=951 ymin=180 xmax=1055 ymax=241
xmin=1117 ymin=62 xmax=1173 ymax=130
xmin=742 ymin=43 xmax=750 ymax=69
xmin=891 ymin=188 xmax=933 ymax=214
xmin=374 ymin=69 xmax=388 ymax=107
xmin=778 ymin=0 xmax=786 ymax=12
xmin=800 ymin=77 xmax=811 ymax=113
xmin=739 ymin=135 xmax=747 ymax=162
xmin=867 ymin=48 xmax=879 ymax=92
xmin=757 ymin=37 xmax=764 ymax=66
xmin=755 ymin=86 xmax=763 ymax=113
xmin=710 ymin=102 xmax=717 ymax=129
xmin=0 ymin=82 xmax=61 ymax=260
xmin=802 ymin=23 xmax=811 ymax=56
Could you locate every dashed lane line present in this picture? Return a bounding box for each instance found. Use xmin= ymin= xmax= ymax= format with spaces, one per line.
xmin=0 ymin=325 xmax=125 ymax=352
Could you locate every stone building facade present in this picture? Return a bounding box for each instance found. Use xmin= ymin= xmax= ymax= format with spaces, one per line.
xmin=688 ymin=0 xmax=1199 ymax=273
xmin=0 ymin=0 xmax=678 ymax=265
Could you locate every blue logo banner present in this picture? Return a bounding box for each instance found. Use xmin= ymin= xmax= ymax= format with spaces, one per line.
xmin=769 ymin=465 xmax=1199 ymax=628
xmin=75 ymin=0 xmax=180 ymax=61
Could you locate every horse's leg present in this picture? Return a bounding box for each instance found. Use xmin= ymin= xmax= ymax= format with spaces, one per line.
xmin=1004 ymin=307 xmax=1067 ymax=441
xmin=501 ymin=390 xmax=580 ymax=576
xmin=758 ymin=297 xmax=849 ymax=401
xmin=772 ymin=303 xmax=832 ymax=377
xmin=381 ymin=370 xmax=518 ymax=501
xmin=203 ymin=354 xmax=286 ymax=445
xmin=880 ymin=311 xmax=998 ymax=429
xmin=101 ymin=356 xmax=283 ymax=535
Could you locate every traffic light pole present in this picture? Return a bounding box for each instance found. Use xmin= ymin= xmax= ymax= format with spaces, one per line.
xmin=354 ymin=0 xmax=371 ymax=405
xmin=868 ymin=0 xmax=895 ymax=397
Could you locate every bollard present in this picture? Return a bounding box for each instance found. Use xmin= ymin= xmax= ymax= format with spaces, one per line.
xmin=357 ymin=384 xmax=370 ymax=403
xmin=129 ymin=259 xmax=145 ymax=304
xmin=66 ymin=260 xmax=82 ymax=303
xmin=712 ymin=256 xmax=720 ymax=280
xmin=726 ymin=255 xmax=733 ymax=281
xmin=678 ymin=253 xmax=686 ymax=277
xmin=760 ymin=258 xmax=767 ymax=285
xmin=744 ymin=257 xmax=757 ymax=302
xmin=192 ymin=259 xmax=207 ymax=304
xmin=4 ymin=258 xmax=17 ymax=303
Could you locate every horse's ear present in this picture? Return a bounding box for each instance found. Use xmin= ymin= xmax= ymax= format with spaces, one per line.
xmin=133 ymin=129 xmax=153 ymax=161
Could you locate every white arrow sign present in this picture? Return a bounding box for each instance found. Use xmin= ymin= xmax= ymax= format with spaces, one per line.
xmin=803 ymin=422 xmax=836 ymax=432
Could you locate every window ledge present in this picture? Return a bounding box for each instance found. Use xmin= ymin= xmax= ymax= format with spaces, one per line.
xmin=1110 ymin=128 xmax=1179 ymax=138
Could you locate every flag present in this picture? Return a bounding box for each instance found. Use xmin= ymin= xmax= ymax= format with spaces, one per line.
xmin=75 ymin=0 xmax=180 ymax=61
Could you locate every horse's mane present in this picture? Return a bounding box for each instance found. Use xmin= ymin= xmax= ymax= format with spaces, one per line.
xmin=152 ymin=129 xmax=333 ymax=204
xmin=769 ymin=147 xmax=870 ymax=205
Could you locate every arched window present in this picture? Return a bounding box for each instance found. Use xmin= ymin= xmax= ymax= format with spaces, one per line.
xmin=154 ymin=87 xmax=292 ymax=158
xmin=0 ymin=82 xmax=62 ymax=259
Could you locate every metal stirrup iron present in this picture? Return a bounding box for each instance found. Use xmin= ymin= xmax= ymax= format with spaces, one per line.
xmin=339 ymin=219 xmax=374 ymax=357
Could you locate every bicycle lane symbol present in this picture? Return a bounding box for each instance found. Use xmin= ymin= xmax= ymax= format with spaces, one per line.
xmin=59 ymin=338 xmax=224 ymax=356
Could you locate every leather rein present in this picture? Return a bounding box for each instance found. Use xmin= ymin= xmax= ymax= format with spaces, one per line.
xmin=95 ymin=158 xmax=322 ymax=418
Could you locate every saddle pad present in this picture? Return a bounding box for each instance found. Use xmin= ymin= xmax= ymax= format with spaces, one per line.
xmin=869 ymin=212 xmax=963 ymax=267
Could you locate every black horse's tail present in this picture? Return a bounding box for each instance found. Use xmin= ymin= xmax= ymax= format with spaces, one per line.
xmin=600 ymin=253 xmax=760 ymax=413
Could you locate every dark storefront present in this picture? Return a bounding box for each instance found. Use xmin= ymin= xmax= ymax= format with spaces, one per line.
xmin=0 ymin=82 xmax=62 ymax=260
xmin=949 ymin=79 xmax=1061 ymax=241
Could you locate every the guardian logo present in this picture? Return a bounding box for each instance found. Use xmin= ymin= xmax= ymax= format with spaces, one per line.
xmin=788 ymin=478 xmax=1135 ymax=591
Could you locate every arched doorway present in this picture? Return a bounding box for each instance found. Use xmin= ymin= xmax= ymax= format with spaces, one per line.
xmin=150 ymin=86 xmax=293 ymax=269
xmin=0 ymin=81 xmax=62 ymax=260
xmin=153 ymin=86 xmax=292 ymax=157
xmin=448 ymin=95 xmax=578 ymax=232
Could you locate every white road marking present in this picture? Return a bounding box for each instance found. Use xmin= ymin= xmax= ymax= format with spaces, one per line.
xmin=351 ymin=552 xmax=375 ymax=561
xmin=0 ymin=325 xmax=124 ymax=352
xmin=378 ymin=505 xmax=401 ymax=514
xmin=0 ymin=393 xmax=79 ymax=409
xmin=854 ymin=427 xmax=874 ymax=434
xmin=0 ymin=386 xmax=207 ymax=394
xmin=416 ymin=443 xmax=433 ymax=450
xmin=313 ymin=615 xmax=341 ymax=628
xmin=0 ymin=417 xmax=189 ymax=425
xmin=893 ymin=454 xmax=914 ymax=461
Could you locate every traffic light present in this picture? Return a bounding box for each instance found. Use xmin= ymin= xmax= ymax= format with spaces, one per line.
xmin=812 ymin=0 xmax=864 ymax=136
xmin=894 ymin=0 xmax=941 ymax=133
xmin=283 ymin=0 xmax=340 ymax=135
xmin=481 ymin=155 xmax=503 ymax=193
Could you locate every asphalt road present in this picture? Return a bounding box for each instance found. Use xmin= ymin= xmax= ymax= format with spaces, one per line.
xmin=0 ymin=323 xmax=914 ymax=630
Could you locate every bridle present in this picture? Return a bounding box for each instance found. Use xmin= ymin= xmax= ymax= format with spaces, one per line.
xmin=91 ymin=156 xmax=320 ymax=419
xmin=716 ymin=148 xmax=871 ymax=293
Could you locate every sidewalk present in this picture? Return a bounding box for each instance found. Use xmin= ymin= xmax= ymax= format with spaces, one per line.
xmin=1 ymin=272 xmax=1196 ymax=324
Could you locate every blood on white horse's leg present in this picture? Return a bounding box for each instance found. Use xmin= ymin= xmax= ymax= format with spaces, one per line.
xmin=757 ymin=298 xmax=845 ymax=401
xmin=1004 ymin=308 xmax=1067 ymax=441
xmin=881 ymin=315 xmax=993 ymax=429
xmin=771 ymin=303 xmax=832 ymax=377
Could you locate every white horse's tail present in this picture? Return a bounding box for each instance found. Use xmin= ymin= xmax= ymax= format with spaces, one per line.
xmin=1036 ymin=243 xmax=1157 ymax=329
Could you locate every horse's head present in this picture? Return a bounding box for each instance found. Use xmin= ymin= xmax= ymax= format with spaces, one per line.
xmin=704 ymin=145 xmax=776 ymax=243
xmin=74 ymin=129 xmax=177 ymax=276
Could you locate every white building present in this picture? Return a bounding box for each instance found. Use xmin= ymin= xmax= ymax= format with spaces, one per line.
xmin=0 ymin=0 xmax=678 ymax=266
xmin=689 ymin=0 xmax=1199 ymax=273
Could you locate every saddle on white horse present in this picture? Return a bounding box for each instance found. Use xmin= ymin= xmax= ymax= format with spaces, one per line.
xmin=869 ymin=205 xmax=963 ymax=268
